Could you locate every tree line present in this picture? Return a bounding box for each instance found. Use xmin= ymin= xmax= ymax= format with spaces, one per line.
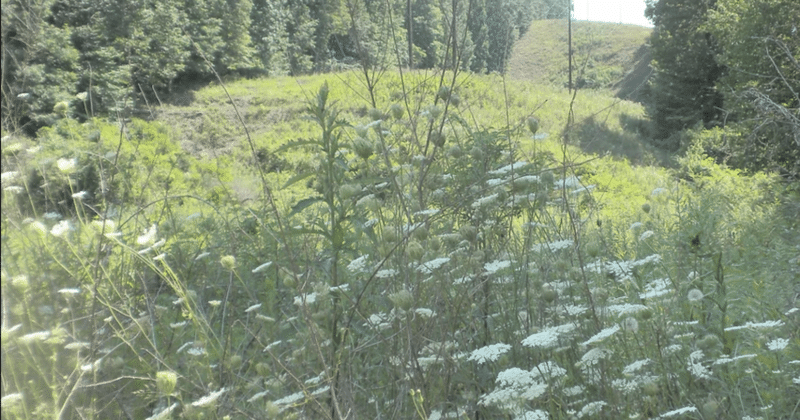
xmin=1 ymin=0 xmax=566 ymax=131
xmin=645 ymin=0 xmax=799 ymax=175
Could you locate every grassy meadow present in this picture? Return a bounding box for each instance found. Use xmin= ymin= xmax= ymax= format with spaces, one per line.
xmin=2 ymin=64 xmax=799 ymax=420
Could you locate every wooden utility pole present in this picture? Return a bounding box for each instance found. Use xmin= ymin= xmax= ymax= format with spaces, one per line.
xmin=408 ymin=0 xmax=414 ymax=69
xmin=568 ymin=0 xmax=573 ymax=92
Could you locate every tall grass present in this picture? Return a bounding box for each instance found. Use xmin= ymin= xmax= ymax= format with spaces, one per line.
xmin=2 ymin=23 xmax=799 ymax=420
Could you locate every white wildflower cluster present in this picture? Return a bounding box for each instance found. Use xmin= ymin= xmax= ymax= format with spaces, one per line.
xmin=585 ymin=254 xmax=661 ymax=282
xmin=330 ymin=283 xmax=349 ymax=293
xmin=531 ymin=361 xmax=567 ymax=379
xmin=612 ymin=376 xmax=656 ymax=394
xmin=1 ymin=171 xmax=19 ymax=184
xmin=486 ymin=178 xmax=505 ymax=187
xmin=414 ymin=208 xmax=440 ymax=217
xmin=638 ymin=230 xmax=655 ymax=241
xmin=576 ymin=347 xmax=612 ymax=368
xmin=687 ymin=350 xmax=711 ymax=379
xmin=192 ymin=388 xmax=226 ymax=407
xmin=20 ymin=331 xmax=51 ymax=343
xmin=514 ymin=409 xmax=548 ymax=420
xmin=375 ymin=269 xmax=398 ymax=278
xmin=366 ymin=311 xmax=397 ymax=330
xmin=659 ymin=406 xmax=697 ymax=418
xmin=484 ymin=259 xmax=511 ymax=274
xmin=489 ymin=161 xmax=529 ymax=175
xmin=50 ymin=220 xmax=71 ymax=238
xmin=293 ymin=292 xmax=319 ymax=306
xmin=137 ymin=224 xmax=158 ymax=246
xmin=264 ymin=340 xmax=282 ymax=351
xmin=414 ymin=308 xmax=436 ymax=318
xmin=247 ymin=391 xmax=268 ymax=403
xmin=273 ymin=390 xmax=304 ymax=407
xmin=577 ymin=401 xmax=607 ymax=418
xmin=64 ymin=341 xmax=90 ymax=350
xmin=724 ymin=320 xmax=784 ymax=331
xmin=604 ymin=303 xmax=649 ymax=316
xmin=640 ymin=278 xmax=672 ymax=299
xmin=417 ymin=257 xmax=450 ymax=273
xmin=1 ymin=392 xmax=23 ymax=409
xmin=582 ymin=324 xmax=620 ymax=346
xmin=57 ymin=158 xmax=77 ymax=173
xmin=479 ymin=367 xmax=548 ymax=408
xmin=531 ymin=239 xmax=573 ymax=253
xmin=662 ymin=344 xmax=682 ymax=356
xmin=521 ymin=323 xmax=577 ymax=349
xmin=766 ymin=338 xmax=789 ymax=351
xmin=612 ymin=359 xmax=657 ymax=394
xmin=713 ymin=354 xmax=757 ymax=365
xmin=472 ymin=193 xmax=499 ymax=208
xmin=252 ymin=261 xmax=273 ymax=273
xmin=623 ymin=358 xmax=651 ymax=376
xmin=559 ymin=304 xmax=588 ymax=317
xmin=245 ymin=303 xmax=262 ymax=313
xmin=58 ymin=287 xmax=81 ymax=296
xmin=556 ymin=175 xmax=582 ymax=189
xmin=468 ymin=343 xmax=511 ymax=364
xmin=145 ymin=403 xmax=178 ymax=420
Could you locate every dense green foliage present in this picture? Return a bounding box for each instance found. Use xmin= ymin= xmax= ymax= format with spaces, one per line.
xmin=644 ymin=0 xmax=724 ymax=137
xmin=644 ymin=0 xmax=799 ymax=175
xmin=2 ymin=69 xmax=799 ymax=419
xmin=1 ymin=0 xmax=566 ymax=133
xmin=2 ymin=2 xmax=800 ymax=419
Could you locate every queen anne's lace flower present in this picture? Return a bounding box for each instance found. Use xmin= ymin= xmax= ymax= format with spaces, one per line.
xmin=192 ymin=388 xmax=226 ymax=407
xmin=347 ymin=255 xmax=369 ymax=272
xmin=468 ymin=343 xmax=511 ymax=364
xmin=577 ymin=401 xmax=607 ymax=418
xmin=582 ymin=324 xmax=620 ymax=346
xmin=522 ymin=323 xmax=576 ymax=349
xmin=484 ymin=260 xmax=511 ymax=274
xmin=417 ymin=257 xmax=450 ymax=273
xmin=688 ymin=350 xmax=711 ymax=379
xmin=145 ymin=403 xmax=178 ymax=420
xmin=659 ymin=406 xmax=698 ymax=417
xmin=766 ymin=338 xmax=789 ymax=351
xmin=724 ymin=320 xmax=784 ymax=331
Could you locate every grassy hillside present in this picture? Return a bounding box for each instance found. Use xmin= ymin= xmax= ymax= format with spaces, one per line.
xmin=2 ymin=68 xmax=798 ymax=420
xmin=508 ymin=20 xmax=652 ymax=101
xmin=159 ymin=70 xmax=664 ymax=180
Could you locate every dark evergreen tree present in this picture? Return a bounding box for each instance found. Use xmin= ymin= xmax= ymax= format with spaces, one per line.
xmin=645 ymin=0 xmax=725 ymax=142
xmin=2 ymin=0 xmax=79 ymax=129
xmin=530 ymin=0 xmax=569 ymax=20
xmin=406 ymin=0 xmax=445 ymax=68
xmin=250 ymin=0 xmax=291 ymax=75
xmin=484 ymin=0 xmax=518 ymax=73
xmin=467 ymin=0 xmax=489 ymax=72
xmin=284 ymin=0 xmax=317 ymax=74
